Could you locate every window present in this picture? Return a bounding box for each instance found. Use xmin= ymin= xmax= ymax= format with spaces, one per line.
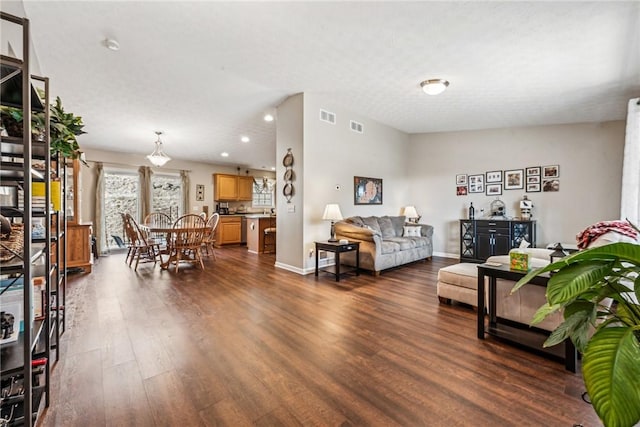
xmin=252 ymin=177 xmax=274 ymax=208
xmin=104 ymin=169 xmax=138 ymax=249
xmin=151 ymin=173 xmax=182 ymax=219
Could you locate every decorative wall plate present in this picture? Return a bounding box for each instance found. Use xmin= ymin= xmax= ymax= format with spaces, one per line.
xmin=283 ymin=168 xmax=295 ymax=182
xmin=283 ymin=183 xmax=294 ymax=202
xmin=282 ymin=148 xmax=294 ymax=167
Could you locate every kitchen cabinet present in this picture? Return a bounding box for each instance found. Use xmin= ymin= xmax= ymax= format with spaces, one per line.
xmin=213 ymin=174 xmax=254 ymax=201
xmin=459 ymin=219 xmax=536 ymax=262
xmin=214 ymin=215 xmax=242 ymax=246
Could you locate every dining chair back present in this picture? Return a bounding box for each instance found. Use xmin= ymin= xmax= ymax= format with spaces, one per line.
xmin=202 ymin=213 xmax=220 ymax=258
xmin=123 ymin=213 xmax=159 ymax=270
xmin=263 ymin=213 xmax=277 ymax=254
xmin=168 ymin=214 xmax=207 ymax=272
xmin=144 ymin=212 xmax=172 ymax=246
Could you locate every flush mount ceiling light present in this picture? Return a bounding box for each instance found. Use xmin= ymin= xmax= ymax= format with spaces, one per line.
xmin=146 ymin=131 xmax=171 ymax=167
xmin=103 ymin=38 xmax=120 ymax=51
xmin=241 ymin=136 xmax=250 ymax=143
xmin=221 ymin=152 xmax=229 ymax=157
xmin=264 ymin=113 xmax=274 ymax=122
xmin=420 ymin=79 xmax=450 ymax=95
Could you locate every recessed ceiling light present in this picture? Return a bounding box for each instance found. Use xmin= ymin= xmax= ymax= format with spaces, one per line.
xmin=241 ymin=136 xmax=250 ymax=143
xmin=270 ymin=166 xmax=276 ymax=171
xmin=264 ymin=113 xmax=274 ymax=122
xmin=221 ymin=152 xmax=229 ymax=157
xmin=420 ymin=79 xmax=449 ymax=95
xmin=103 ymin=38 xmax=120 ymax=51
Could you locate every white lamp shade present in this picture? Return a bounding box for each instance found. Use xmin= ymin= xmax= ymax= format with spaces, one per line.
xmin=402 ymin=206 xmax=419 ymax=219
xmin=147 ymin=132 xmax=171 ymax=167
xmin=322 ymin=204 xmax=343 ymax=221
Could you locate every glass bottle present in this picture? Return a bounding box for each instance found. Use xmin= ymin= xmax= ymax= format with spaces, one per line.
xmin=469 ymin=202 xmax=475 ymax=220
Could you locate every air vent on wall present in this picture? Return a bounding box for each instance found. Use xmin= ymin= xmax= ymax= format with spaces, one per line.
xmin=319 ymin=109 xmax=336 ymax=124
xmin=350 ymin=120 xmax=363 ymax=133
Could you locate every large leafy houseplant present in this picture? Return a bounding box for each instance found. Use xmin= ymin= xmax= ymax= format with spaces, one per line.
xmin=0 ymin=96 xmax=86 ymax=161
xmin=513 ymin=238 xmax=640 ymax=427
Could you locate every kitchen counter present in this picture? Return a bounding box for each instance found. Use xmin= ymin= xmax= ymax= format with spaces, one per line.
xmin=244 ymin=214 xmax=275 ymax=219
xmin=246 ymin=216 xmax=277 ymax=254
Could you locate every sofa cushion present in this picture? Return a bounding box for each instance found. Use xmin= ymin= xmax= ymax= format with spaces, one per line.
xmin=378 ymin=216 xmax=396 ymax=238
xmin=390 ymin=216 xmax=406 ymax=236
xmin=347 ymin=216 xmax=364 ymax=227
xmin=362 ymin=216 xmax=382 ymax=234
xmin=410 ymin=236 xmax=430 ymax=248
xmin=380 ymin=240 xmax=400 ymax=254
xmin=385 ymin=237 xmax=415 ymax=250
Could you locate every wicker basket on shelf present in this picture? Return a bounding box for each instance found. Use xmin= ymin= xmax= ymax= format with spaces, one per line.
xmin=0 ymin=223 xmax=24 ymax=262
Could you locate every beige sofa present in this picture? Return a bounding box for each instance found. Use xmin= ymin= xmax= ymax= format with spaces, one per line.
xmin=334 ymin=215 xmax=433 ymax=274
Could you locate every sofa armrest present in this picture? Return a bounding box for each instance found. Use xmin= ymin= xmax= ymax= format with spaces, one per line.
xmin=335 ymin=221 xmax=381 ymax=244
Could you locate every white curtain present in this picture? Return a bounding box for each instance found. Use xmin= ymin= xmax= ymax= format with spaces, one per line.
xmin=621 ymin=98 xmax=640 ymax=225
xmin=94 ymin=162 xmax=106 ymax=253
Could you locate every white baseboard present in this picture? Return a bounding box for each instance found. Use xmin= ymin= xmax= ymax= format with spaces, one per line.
xmin=433 ymin=251 xmax=460 ymax=259
xmin=275 ymin=261 xmax=336 ymax=275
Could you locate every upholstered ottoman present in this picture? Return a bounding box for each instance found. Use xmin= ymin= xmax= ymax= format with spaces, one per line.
xmin=436 ymin=263 xmax=480 ymax=307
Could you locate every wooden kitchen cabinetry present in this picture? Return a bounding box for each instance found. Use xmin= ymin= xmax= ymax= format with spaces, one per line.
xmin=213 ymin=173 xmax=254 ymax=201
xmin=214 ymin=215 xmax=242 ymax=246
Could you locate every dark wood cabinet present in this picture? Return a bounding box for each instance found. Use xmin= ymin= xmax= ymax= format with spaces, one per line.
xmin=460 ymin=219 xmax=536 ymax=262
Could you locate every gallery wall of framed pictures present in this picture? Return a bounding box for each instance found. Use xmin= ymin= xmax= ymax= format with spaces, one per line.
xmin=455 ymin=165 xmax=560 ymax=196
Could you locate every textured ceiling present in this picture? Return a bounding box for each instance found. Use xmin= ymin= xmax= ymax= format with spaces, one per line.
xmin=12 ymin=1 xmax=640 ymax=170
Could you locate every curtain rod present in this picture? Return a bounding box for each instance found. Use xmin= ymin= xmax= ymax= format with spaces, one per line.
xmin=89 ymin=159 xmax=190 ymax=173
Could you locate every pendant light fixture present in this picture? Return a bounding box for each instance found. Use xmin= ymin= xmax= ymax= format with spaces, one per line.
xmin=147 ymin=131 xmax=171 ymax=167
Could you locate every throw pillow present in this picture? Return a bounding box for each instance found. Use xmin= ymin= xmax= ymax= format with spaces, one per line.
xmin=403 ymin=226 xmax=421 ymax=237
xmin=362 ymin=216 xmax=382 ymax=235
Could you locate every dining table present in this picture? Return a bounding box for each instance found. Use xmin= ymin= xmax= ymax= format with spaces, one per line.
xmin=139 ymin=223 xmax=209 ymax=270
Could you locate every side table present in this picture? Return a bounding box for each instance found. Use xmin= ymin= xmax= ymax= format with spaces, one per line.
xmin=315 ymin=241 xmax=360 ymax=282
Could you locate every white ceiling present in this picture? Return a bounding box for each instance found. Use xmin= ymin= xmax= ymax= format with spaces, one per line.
xmin=13 ymin=1 xmax=640 ymax=170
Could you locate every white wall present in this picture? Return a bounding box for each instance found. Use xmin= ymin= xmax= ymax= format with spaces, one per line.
xmin=408 ymin=121 xmax=626 ymax=256
xmin=78 ymin=147 xmax=274 ymax=224
xmin=300 ymin=93 xmax=410 ymax=272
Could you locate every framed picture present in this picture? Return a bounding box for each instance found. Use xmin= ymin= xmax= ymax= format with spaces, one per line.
xmin=504 ymin=169 xmax=524 ymax=190
xmin=456 ymin=186 xmax=468 ymax=196
xmin=195 ymin=184 xmax=205 ymax=201
xmin=486 ymin=183 xmax=502 ymax=196
xmin=527 ymin=183 xmax=541 ymax=192
xmin=354 ymin=176 xmax=383 ymax=205
xmin=543 ymin=179 xmax=560 ymax=192
xmin=486 ymin=170 xmax=502 ymax=183
xmin=468 ymin=174 xmax=484 ymax=193
xmin=526 ymin=166 xmax=541 ymax=176
xmin=543 ymin=165 xmax=559 ymax=178
xmin=527 ymin=175 xmax=540 ymax=184
xmin=456 ymin=174 xmax=468 ymax=185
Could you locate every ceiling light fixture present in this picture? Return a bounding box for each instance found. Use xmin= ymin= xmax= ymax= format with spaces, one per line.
xmin=146 ymin=131 xmax=171 ymax=167
xmin=241 ymin=136 xmax=250 ymax=143
xmin=264 ymin=113 xmax=274 ymax=122
xmin=103 ymin=38 xmax=120 ymax=51
xmin=221 ymin=152 xmax=229 ymax=157
xmin=420 ymin=79 xmax=450 ymax=95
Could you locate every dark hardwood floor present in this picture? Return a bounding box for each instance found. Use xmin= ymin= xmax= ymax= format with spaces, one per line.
xmin=39 ymin=247 xmax=600 ymax=426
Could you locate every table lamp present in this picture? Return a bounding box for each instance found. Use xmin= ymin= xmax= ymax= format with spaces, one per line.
xmin=402 ymin=206 xmax=419 ymax=223
xmin=322 ymin=204 xmax=343 ymax=242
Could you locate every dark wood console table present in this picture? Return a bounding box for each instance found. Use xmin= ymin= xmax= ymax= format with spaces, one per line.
xmin=477 ymin=263 xmax=577 ymax=372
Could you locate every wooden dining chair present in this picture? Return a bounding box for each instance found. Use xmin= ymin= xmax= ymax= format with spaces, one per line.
xmin=123 ymin=213 xmax=159 ymax=270
xmin=202 ymin=213 xmax=220 ymax=259
xmin=167 ymin=214 xmax=207 ymax=272
xmin=144 ymin=212 xmax=172 ymax=249
xmin=263 ymin=213 xmax=276 ymax=253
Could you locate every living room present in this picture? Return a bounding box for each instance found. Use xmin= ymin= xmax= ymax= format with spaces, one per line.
xmin=1 ymin=1 xmax=639 ymax=426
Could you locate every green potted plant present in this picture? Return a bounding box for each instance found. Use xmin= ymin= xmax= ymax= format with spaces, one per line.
xmin=513 ymin=236 xmax=640 ymax=427
xmin=0 ymin=96 xmax=86 ymax=162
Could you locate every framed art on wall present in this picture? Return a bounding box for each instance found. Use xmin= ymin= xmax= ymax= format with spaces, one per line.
xmin=543 ymin=179 xmax=560 ymax=192
xmin=196 ymin=184 xmax=205 ymax=201
xmin=504 ymin=169 xmax=524 ymax=190
xmin=456 ymin=174 xmax=467 ymax=185
xmin=468 ymin=174 xmax=484 ymax=193
xmin=354 ymin=176 xmax=383 ymax=205
xmin=456 ymin=186 xmax=468 ymax=196
xmin=527 ymin=183 xmax=541 ymax=192
xmin=486 ymin=183 xmax=502 ymax=196
xmin=486 ymin=170 xmax=502 ymax=183
xmin=543 ymin=165 xmax=559 ymax=178
xmin=526 ymin=166 xmax=541 ymax=176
